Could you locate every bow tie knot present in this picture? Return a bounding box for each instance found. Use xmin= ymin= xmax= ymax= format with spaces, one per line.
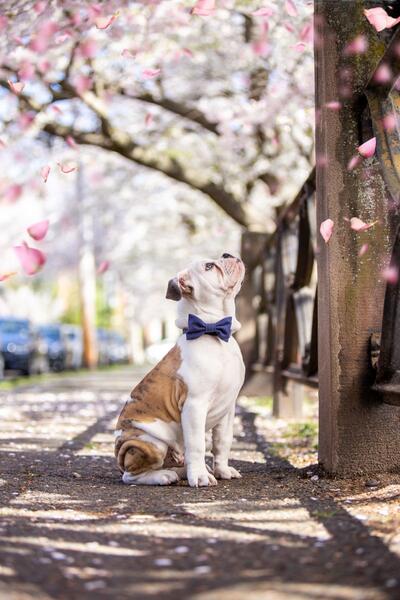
xmin=185 ymin=314 xmax=232 ymax=342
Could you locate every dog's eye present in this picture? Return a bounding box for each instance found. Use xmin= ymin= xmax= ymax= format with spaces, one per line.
xmin=205 ymin=262 xmax=214 ymax=271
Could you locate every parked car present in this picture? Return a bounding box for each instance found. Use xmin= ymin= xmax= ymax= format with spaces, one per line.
xmin=108 ymin=332 xmax=129 ymax=364
xmin=97 ymin=328 xmax=111 ymax=366
xmin=61 ymin=324 xmax=83 ymax=370
xmin=38 ymin=324 xmax=68 ymax=372
xmin=0 ymin=317 xmax=49 ymax=375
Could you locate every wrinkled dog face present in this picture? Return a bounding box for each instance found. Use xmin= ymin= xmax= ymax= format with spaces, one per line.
xmin=166 ymin=254 xmax=245 ymax=305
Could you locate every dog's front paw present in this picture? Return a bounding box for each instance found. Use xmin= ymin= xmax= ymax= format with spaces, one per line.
xmin=214 ymin=465 xmax=241 ymax=480
xmin=187 ymin=464 xmax=218 ymax=487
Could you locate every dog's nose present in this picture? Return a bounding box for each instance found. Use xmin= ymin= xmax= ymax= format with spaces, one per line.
xmin=222 ymin=253 xmax=234 ymax=259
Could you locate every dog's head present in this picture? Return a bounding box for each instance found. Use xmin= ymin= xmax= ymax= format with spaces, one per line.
xmin=166 ymin=253 xmax=245 ymax=308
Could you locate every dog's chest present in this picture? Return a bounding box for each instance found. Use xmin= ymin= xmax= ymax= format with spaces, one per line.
xmin=178 ymin=334 xmax=245 ymax=428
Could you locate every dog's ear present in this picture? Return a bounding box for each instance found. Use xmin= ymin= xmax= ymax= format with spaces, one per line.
xmin=166 ymin=277 xmax=182 ymax=301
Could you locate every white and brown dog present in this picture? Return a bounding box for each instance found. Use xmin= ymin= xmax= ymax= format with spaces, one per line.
xmin=115 ymin=253 xmax=245 ymax=487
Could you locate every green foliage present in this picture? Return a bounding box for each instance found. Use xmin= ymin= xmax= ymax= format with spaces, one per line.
xmin=96 ymin=282 xmax=112 ymax=329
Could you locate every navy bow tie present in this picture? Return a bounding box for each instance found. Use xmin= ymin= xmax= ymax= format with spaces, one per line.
xmin=185 ymin=313 xmax=232 ymax=342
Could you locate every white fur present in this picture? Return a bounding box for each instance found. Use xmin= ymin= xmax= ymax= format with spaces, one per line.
xmin=121 ymin=254 xmax=245 ymax=487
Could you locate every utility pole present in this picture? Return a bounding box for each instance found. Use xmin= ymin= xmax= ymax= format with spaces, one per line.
xmin=76 ymin=162 xmax=98 ymax=368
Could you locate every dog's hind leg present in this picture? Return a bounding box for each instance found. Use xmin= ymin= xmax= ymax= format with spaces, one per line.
xmin=122 ymin=469 xmax=179 ymax=485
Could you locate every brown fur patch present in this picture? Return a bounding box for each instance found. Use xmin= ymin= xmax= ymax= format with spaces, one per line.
xmin=116 ymin=345 xmax=188 ymax=426
xmin=115 ymin=435 xmax=165 ymax=474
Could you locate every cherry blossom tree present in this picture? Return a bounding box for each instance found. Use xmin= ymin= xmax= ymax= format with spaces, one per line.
xmin=0 ymin=0 xmax=314 ymax=230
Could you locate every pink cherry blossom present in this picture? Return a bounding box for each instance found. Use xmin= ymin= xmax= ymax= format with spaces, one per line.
xmin=191 ymin=0 xmax=216 ymax=16
xmin=320 ymin=218 xmax=334 ymax=243
xmin=145 ymin=113 xmax=154 ymax=126
xmin=78 ymin=39 xmax=97 ymax=59
xmin=14 ymin=242 xmax=46 ymax=276
xmin=34 ymin=1 xmax=47 ymax=14
xmin=300 ymin=22 xmax=313 ymax=44
xmin=41 ymin=165 xmax=51 ymax=183
xmin=18 ymin=61 xmax=35 ymax=81
xmin=121 ymin=48 xmax=135 ymax=58
xmin=27 ymin=219 xmax=49 ymax=241
xmin=75 ymin=75 xmax=92 ymax=95
xmin=357 ymin=137 xmax=376 ymax=158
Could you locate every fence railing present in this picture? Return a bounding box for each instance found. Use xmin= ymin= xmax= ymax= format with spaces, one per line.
xmin=241 ymin=168 xmax=317 ymax=417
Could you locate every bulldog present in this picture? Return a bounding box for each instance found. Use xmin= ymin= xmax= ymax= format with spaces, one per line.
xmin=114 ymin=253 xmax=245 ymax=487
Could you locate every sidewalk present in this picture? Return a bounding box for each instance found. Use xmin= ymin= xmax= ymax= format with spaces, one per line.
xmin=0 ymin=367 xmax=399 ymax=600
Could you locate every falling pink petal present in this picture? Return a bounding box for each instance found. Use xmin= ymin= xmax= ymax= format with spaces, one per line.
xmin=14 ymin=242 xmax=46 ymax=276
xmin=350 ymin=217 xmax=378 ymax=232
xmin=27 ymin=219 xmax=49 ymax=241
xmin=344 ymin=34 xmax=368 ymax=56
xmin=358 ymin=243 xmax=369 ymax=257
xmin=364 ymin=7 xmax=400 ymax=32
xmin=358 ymin=137 xmax=376 ymax=158
xmin=97 ymin=260 xmax=110 ymax=274
xmin=373 ymin=63 xmax=392 ymax=84
xmin=95 ymin=13 xmax=118 ymax=29
xmin=283 ymin=21 xmax=295 ymax=32
xmin=285 ymin=0 xmax=298 ymax=17
xmin=292 ymin=42 xmax=306 ymax=52
xmin=121 ymin=48 xmax=135 ymax=58
xmin=18 ymin=61 xmax=35 ymax=81
xmin=325 ymin=101 xmax=341 ymax=110
xmin=320 ymin=218 xmax=334 ymax=243
xmin=142 ymin=68 xmax=161 ymax=80
xmin=18 ymin=112 xmax=35 ymax=131
xmin=252 ymin=7 xmax=274 ymax=17
xmin=66 ymin=135 xmax=77 ymax=149
xmin=145 ymin=113 xmax=153 ymax=126
xmin=75 ymin=74 xmax=92 ymax=95
xmin=347 ymin=154 xmax=362 ymax=171
xmin=78 ymin=39 xmax=97 ymax=59
xmin=252 ymin=38 xmax=270 ymax=56
xmin=0 ymin=272 xmax=16 ymax=282
xmin=300 ymin=21 xmax=313 ymax=44
xmin=8 ymin=80 xmax=25 ymax=95
xmin=55 ymin=32 xmax=72 ymax=44
xmin=383 ymin=113 xmax=397 ymax=132
xmin=191 ymin=0 xmax=216 ymax=16
xmin=382 ymin=266 xmax=399 ymax=285
xmin=4 ymin=184 xmax=22 ymax=203
xmin=51 ymin=105 xmax=63 ymax=115
xmin=40 ymin=165 xmax=51 ymax=183
xmin=57 ymin=162 xmax=77 ymax=174
xmin=0 ymin=15 xmax=8 ymax=31
xmin=38 ymin=59 xmax=51 ymax=74
xmin=0 ymin=138 xmax=6 ymax=148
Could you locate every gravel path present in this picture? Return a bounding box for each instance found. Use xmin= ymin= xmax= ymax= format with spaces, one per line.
xmin=0 ymin=367 xmax=399 ymax=600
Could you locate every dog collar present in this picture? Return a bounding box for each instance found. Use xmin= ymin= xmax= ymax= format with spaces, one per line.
xmin=184 ymin=313 xmax=232 ymax=342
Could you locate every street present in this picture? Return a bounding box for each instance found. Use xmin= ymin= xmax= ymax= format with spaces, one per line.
xmin=0 ymin=367 xmax=399 ymax=599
